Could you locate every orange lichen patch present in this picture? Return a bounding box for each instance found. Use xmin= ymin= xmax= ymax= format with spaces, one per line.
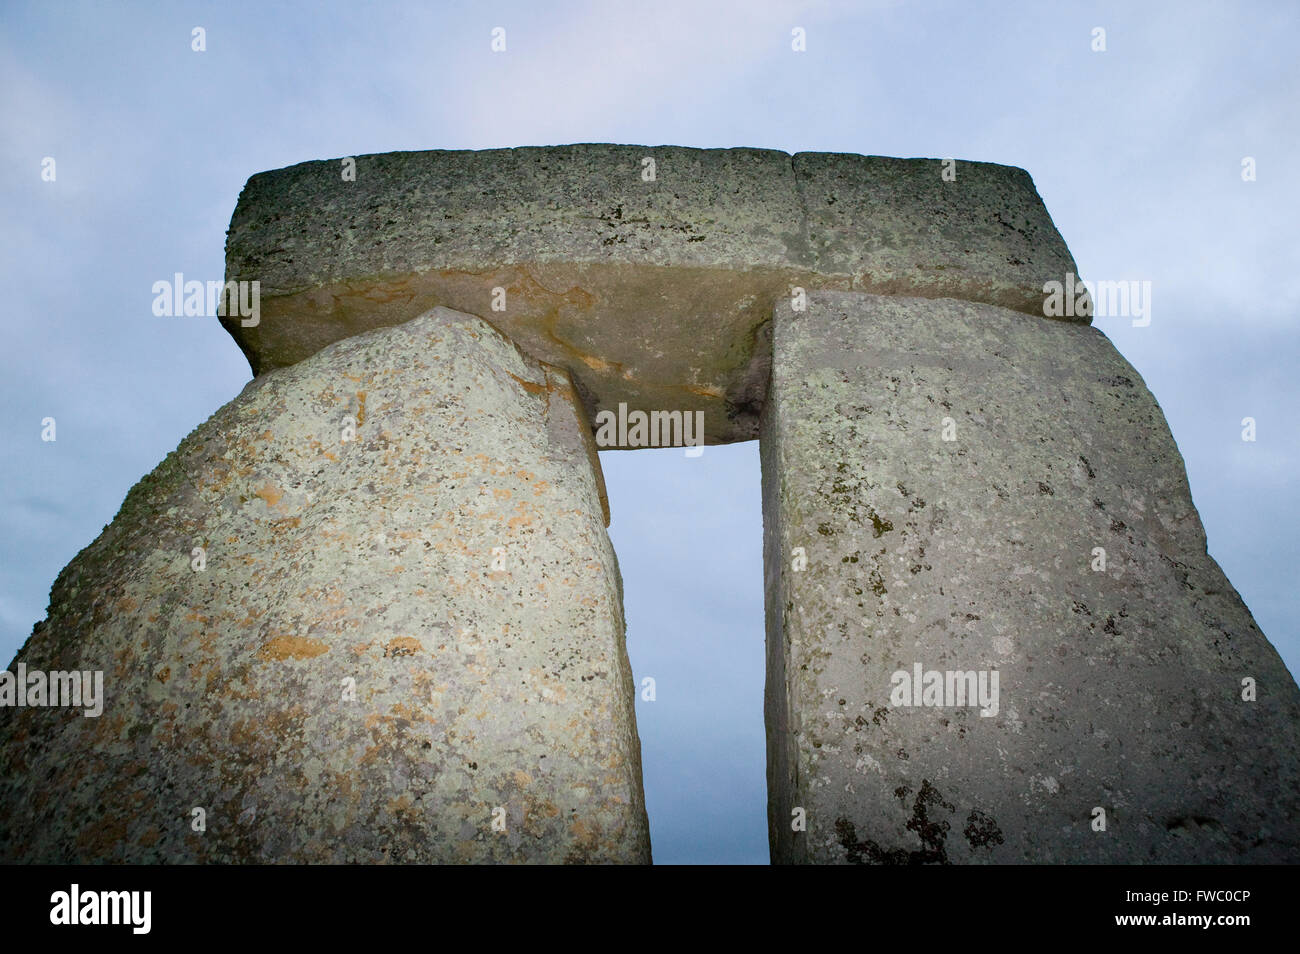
xmin=384 ymin=636 xmax=421 ymax=657
xmin=513 ymin=770 xmax=533 ymax=788
xmin=506 ymin=371 xmax=548 ymax=395
xmin=531 ymin=670 xmax=570 ymax=705
xmin=355 ymin=390 xmax=367 ymax=425
xmin=570 ymin=818 xmax=599 ymax=847
xmin=115 ymin=596 xmax=139 ymax=614
xmin=227 ymin=719 xmax=264 ymax=750
xmin=683 ymin=383 xmax=725 ymax=398
xmin=155 ymin=667 xmax=170 ymax=684
xmin=492 ymin=488 xmax=512 ymax=500
xmin=391 ymin=702 xmax=423 ymax=722
xmin=507 ymin=504 xmax=537 ymax=530
xmin=76 ymin=807 xmax=131 ymax=857
xmin=255 ymin=481 xmax=284 ymax=508
xmin=259 ymin=634 xmax=330 ymax=661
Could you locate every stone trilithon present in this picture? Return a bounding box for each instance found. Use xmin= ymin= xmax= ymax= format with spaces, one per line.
xmin=2 ymin=145 xmax=1297 ymax=864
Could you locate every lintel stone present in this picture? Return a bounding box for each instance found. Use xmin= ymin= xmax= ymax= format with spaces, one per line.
xmin=223 ymin=145 xmax=1083 ymax=447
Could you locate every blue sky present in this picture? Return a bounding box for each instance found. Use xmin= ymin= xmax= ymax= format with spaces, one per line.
xmin=2 ymin=0 xmax=1296 ymax=864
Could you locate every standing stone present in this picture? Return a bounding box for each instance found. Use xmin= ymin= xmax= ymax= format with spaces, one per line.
xmin=0 ymin=307 xmax=649 ymax=863
xmin=762 ymin=290 xmax=1300 ymax=863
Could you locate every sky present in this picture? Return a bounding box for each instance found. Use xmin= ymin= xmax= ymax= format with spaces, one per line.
xmin=2 ymin=0 xmax=1296 ymax=865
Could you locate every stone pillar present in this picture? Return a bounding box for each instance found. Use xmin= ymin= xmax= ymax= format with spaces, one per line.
xmin=762 ymin=290 xmax=1300 ymax=863
xmin=0 ymin=307 xmax=649 ymax=863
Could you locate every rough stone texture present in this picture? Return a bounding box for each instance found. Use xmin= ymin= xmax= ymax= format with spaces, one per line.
xmin=223 ymin=145 xmax=1081 ymax=446
xmin=7 ymin=145 xmax=1293 ymax=866
xmin=761 ymin=290 xmax=1300 ymax=864
xmin=0 ymin=307 xmax=648 ymax=863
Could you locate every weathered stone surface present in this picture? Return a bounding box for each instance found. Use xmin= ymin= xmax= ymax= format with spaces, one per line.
xmin=761 ymin=290 xmax=1300 ymax=863
xmin=9 ymin=143 xmax=1291 ymax=866
xmin=223 ymin=145 xmax=1081 ymax=446
xmin=793 ymin=154 xmax=1068 ymax=315
xmin=0 ymin=306 xmax=648 ymax=863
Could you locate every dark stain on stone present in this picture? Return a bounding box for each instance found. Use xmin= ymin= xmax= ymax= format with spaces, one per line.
xmin=905 ymin=780 xmax=956 ymax=862
xmin=834 ymin=818 xmax=911 ymax=864
xmin=869 ymin=568 xmax=886 ymax=596
xmin=868 ymin=508 xmax=894 ymax=537
xmin=963 ymin=809 xmax=1004 ymax=849
xmin=835 ymin=779 xmax=955 ymax=864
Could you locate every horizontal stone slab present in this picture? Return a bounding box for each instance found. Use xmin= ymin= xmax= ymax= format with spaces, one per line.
xmin=223 ymin=145 xmax=1082 ymax=447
